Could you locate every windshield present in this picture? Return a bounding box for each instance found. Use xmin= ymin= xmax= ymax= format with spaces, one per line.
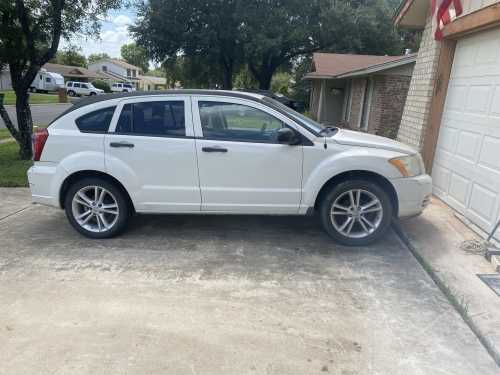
xmin=262 ymin=97 xmax=323 ymax=135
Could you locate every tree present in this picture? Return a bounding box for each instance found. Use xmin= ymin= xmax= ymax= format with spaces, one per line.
xmin=120 ymin=43 xmax=149 ymax=73
xmin=50 ymin=45 xmax=87 ymax=67
xmin=88 ymin=52 xmax=110 ymax=65
xmin=131 ymin=0 xmax=244 ymax=89
xmin=0 ymin=0 xmax=121 ymax=159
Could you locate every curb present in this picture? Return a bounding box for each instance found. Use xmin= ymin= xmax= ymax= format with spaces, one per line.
xmin=392 ymin=221 xmax=500 ymax=367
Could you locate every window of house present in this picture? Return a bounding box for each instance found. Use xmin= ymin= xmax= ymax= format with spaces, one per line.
xmin=75 ymin=106 xmax=116 ymax=133
xmin=102 ymin=66 xmax=107 ymax=72
xmin=115 ymin=101 xmax=185 ymax=137
xmin=360 ymin=78 xmax=374 ymax=131
xmin=127 ymin=69 xmax=131 ymax=77
xmin=198 ymin=102 xmax=285 ymax=143
xmin=45 ymin=77 xmax=51 ymax=83
xmin=132 ymin=70 xmax=136 ymax=77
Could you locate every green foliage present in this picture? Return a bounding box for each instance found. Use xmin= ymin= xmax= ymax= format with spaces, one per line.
xmin=132 ymin=0 xmax=418 ymax=91
xmin=271 ymin=72 xmax=293 ymax=96
xmin=50 ymin=45 xmax=87 ymax=67
xmin=0 ymin=0 xmax=122 ymax=159
xmin=0 ymin=141 xmax=33 ymax=187
xmin=91 ymin=79 xmax=111 ymax=93
xmin=121 ymin=43 xmax=149 ymax=73
xmin=88 ymin=52 xmax=110 ymax=65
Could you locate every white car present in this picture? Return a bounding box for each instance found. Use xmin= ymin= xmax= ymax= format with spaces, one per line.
xmin=66 ymin=81 xmax=104 ymax=97
xmin=111 ymin=82 xmax=135 ymax=93
xmin=28 ymin=90 xmax=432 ymax=245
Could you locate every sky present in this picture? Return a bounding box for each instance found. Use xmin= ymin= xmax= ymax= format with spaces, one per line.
xmin=60 ymin=8 xmax=138 ymax=58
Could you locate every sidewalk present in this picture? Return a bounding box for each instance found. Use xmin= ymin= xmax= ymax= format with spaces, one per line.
xmin=396 ymin=198 xmax=500 ymax=366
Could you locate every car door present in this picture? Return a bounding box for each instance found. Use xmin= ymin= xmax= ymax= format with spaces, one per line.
xmin=105 ymin=96 xmax=201 ymax=212
xmin=80 ymin=83 xmax=90 ymax=96
xmin=192 ymin=96 xmax=303 ymax=214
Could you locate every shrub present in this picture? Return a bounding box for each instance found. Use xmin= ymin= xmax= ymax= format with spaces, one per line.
xmin=91 ymin=80 xmax=111 ymax=93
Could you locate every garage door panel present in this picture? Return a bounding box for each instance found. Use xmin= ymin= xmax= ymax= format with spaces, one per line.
xmin=465 ymin=85 xmax=491 ymax=113
xmin=455 ymin=131 xmax=480 ymax=162
xmin=468 ymin=183 xmax=497 ymax=226
xmin=448 ymin=173 xmax=470 ymax=207
xmin=478 ymin=136 xmax=500 ymax=172
xmin=433 ymin=26 xmax=500 ymax=236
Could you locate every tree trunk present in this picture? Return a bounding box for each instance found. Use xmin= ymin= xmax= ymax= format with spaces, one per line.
xmin=15 ymin=90 xmax=33 ymax=160
xmin=258 ymin=71 xmax=273 ymax=90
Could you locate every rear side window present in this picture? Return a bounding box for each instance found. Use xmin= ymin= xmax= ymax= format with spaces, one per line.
xmin=115 ymin=101 xmax=185 ymax=137
xmin=75 ymin=107 xmax=116 ymax=133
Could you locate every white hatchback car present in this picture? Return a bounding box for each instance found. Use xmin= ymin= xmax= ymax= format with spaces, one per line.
xmin=28 ymin=90 xmax=432 ymax=245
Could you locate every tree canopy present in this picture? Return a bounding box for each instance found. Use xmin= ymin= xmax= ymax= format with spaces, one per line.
xmin=120 ymin=43 xmax=149 ymax=73
xmin=0 ymin=0 xmax=122 ymax=159
xmin=131 ymin=0 xmax=416 ymax=90
xmin=50 ymin=45 xmax=87 ymax=67
xmin=88 ymin=52 xmax=110 ymax=65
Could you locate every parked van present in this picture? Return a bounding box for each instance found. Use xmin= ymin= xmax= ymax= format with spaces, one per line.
xmin=30 ymin=70 xmax=65 ymax=93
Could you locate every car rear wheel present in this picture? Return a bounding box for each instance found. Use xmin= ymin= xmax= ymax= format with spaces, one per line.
xmin=64 ymin=178 xmax=129 ymax=238
xmin=319 ymin=180 xmax=393 ymax=246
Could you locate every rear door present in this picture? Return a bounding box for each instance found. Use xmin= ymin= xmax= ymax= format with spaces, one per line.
xmin=192 ymin=96 xmax=303 ymax=214
xmin=105 ymin=95 xmax=201 ymax=212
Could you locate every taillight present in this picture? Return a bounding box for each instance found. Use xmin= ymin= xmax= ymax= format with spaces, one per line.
xmin=32 ymin=128 xmax=49 ymax=161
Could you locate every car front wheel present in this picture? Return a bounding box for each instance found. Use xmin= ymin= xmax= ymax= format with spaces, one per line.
xmin=64 ymin=178 xmax=129 ymax=238
xmin=320 ymin=180 xmax=393 ymax=246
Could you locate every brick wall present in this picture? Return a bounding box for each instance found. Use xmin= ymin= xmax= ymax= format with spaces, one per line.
xmin=368 ymin=75 xmax=412 ymax=139
xmin=397 ymin=17 xmax=441 ymax=150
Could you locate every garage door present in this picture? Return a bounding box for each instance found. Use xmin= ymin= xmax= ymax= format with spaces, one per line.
xmin=433 ymin=27 xmax=500 ymax=239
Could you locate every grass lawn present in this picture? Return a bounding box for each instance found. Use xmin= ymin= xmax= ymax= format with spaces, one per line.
xmin=1 ymin=90 xmax=59 ymax=105
xmin=0 ymin=128 xmax=12 ymax=140
xmin=0 ymin=141 xmax=33 ymax=187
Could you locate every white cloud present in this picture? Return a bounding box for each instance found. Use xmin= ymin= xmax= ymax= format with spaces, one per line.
xmin=60 ymin=13 xmax=135 ymax=58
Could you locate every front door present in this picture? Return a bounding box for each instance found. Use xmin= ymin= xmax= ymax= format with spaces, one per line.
xmin=105 ymin=96 xmax=201 ymax=212
xmin=192 ymin=97 xmax=303 ymax=214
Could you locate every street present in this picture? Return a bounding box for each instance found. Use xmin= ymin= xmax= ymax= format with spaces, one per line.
xmin=0 ymin=103 xmax=72 ymax=128
xmin=0 ymin=188 xmax=497 ymax=375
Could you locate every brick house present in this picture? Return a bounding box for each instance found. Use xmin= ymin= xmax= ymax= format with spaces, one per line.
xmin=394 ymin=0 xmax=500 ymax=238
xmin=305 ymin=53 xmax=416 ymax=139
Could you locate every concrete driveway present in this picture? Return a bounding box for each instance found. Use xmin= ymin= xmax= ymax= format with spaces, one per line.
xmin=0 ymin=188 xmax=497 ymax=375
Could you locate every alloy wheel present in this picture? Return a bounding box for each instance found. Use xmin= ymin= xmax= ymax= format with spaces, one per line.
xmin=330 ymin=189 xmax=383 ymax=239
xmin=71 ymin=186 xmax=119 ymax=233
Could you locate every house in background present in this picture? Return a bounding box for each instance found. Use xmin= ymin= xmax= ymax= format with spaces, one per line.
xmin=138 ymin=75 xmax=167 ymax=91
xmin=88 ymin=58 xmax=142 ymax=88
xmin=305 ymin=53 xmax=416 ymax=138
xmin=394 ymin=0 xmax=500 ymax=240
xmin=43 ymin=63 xmax=107 ymax=82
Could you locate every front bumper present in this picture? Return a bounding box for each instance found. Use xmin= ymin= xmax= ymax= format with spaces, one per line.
xmin=391 ymin=174 xmax=432 ymax=218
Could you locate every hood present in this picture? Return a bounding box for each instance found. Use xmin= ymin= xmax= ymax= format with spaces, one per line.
xmin=332 ymin=129 xmax=416 ymax=155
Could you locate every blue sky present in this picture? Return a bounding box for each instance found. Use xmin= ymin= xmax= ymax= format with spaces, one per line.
xmin=60 ymin=8 xmax=138 ymax=58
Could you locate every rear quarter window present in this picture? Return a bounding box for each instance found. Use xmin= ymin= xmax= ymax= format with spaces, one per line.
xmin=75 ymin=106 xmax=116 ymax=133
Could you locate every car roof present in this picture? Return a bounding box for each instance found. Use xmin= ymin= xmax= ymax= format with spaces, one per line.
xmin=55 ymin=89 xmax=267 ymax=119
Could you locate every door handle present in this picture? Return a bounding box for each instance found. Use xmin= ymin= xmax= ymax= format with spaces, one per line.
xmin=202 ymin=146 xmax=228 ymax=153
xmin=110 ymin=141 xmax=134 ymax=148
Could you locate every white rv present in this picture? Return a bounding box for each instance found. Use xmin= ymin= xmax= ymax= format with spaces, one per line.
xmin=30 ymin=70 xmax=65 ymax=93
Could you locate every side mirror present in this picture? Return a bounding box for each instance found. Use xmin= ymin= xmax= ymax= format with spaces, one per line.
xmin=277 ymin=127 xmax=299 ymax=145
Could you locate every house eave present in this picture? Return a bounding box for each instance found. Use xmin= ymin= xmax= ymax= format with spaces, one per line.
xmin=336 ymin=55 xmax=417 ymax=78
xmin=394 ymin=0 xmax=429 ymax=30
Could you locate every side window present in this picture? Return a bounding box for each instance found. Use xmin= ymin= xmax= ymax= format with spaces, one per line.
xmin=198 ymin=102 xmax=285 ymax=143
xmin=115 ymin=101 xmax=186 ymax=137
xmin=74 ymin=83 xmax=81 ymax=88
xmin=67 ymin=82 xmax=73 ymax=87
xmin=45 ymin=77 xmax=51 ymax=83
xmin=81 ymin=84 xmax=89 ymax=89
xmin=75 ymin=106 xmax=116 ymax=133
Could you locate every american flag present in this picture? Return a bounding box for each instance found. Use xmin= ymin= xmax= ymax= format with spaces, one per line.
xmin=432 ymin=0 xmax=463 ymax=40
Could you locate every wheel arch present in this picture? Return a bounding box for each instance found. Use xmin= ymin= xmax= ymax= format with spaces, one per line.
xmin=313 ymin=170 xmax=399 ymax=216
xmin=59 ymin=170 xmax=135 ymax=213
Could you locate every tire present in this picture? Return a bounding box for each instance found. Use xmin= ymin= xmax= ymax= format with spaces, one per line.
xmin=67 ymin=90 xmax=75 ymax=97
xmin=89 ymin=92 xmax=96 ymax=96
xmin=319 ymin=180 xmax=393 ymax=246
xmin=64 ymin=177 xmax=130 ymax=239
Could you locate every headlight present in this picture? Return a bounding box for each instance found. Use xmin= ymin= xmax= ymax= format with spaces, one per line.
xmin=389 ymin=154 xmax=425 ymax=177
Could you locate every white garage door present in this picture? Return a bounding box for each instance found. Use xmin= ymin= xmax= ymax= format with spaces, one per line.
xmin=433 ymin=27 xmax=500 ymax=239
